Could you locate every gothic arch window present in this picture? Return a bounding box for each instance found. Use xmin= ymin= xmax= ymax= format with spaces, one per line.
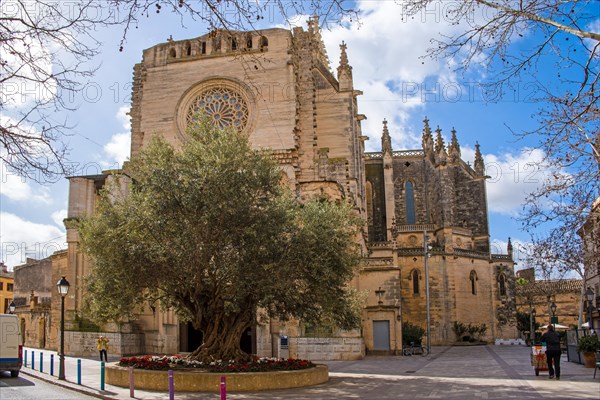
xmin=366 ymin=181 xmax=374 ymax=219
xmin=405 ymin=181 xmax=416 ymax=224
xmin=260 ymin=36 xmax=268 ymax=49
xmin=231 ymin=37 xmax=237 ymax=51
xmin=470 ymin=270 xmax=478 ymax=295
xmin=411 ymin=269 xmax=420 ymax=295
xmin=201 ymin=41 xmax=207 ymax=54
xmin=169 ymin=47 xmax=177 ymax=58
xmin=246 ymin=34 xmax=253 ymax=49
xmin=499 ymin=273 xmax=506 ymax=296
xmin=184 ymin=42 xmax=191 ymax=56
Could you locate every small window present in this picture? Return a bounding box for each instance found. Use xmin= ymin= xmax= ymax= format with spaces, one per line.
xmin=231 ymin=37 xmax=237 ymax=50
xmin=201 ymin=41 xmax=207 ymax=54
xmin=470 ymin=271 xmax=477 ymax=295
xmin=412 ymin=270 xmax=420 ymax=295
xmin=246 ymin=35 xmax=253 ymax=49
xmin=0 ymin=282 xmax=3 ymax=290
xmin=260 ymin=36 xmax=268 ymax=49
xmin=185 ymin=42 xmax=191 ymax=56
xmin=169 ymin=48 xmax=176 ymax=58
xmin=7 ymin=283 xmax=14 ymax=291
xmin=499 ymin=274 xmax=506 ymax=296
xmin=405 ymin=181 xmax=415 ymax=224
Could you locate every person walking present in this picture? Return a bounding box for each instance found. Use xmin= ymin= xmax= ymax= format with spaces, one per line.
xmin=97 ymin=335 xmax=109 ymax=362
xmin=540 ymin=325 xmax=561 ymax=380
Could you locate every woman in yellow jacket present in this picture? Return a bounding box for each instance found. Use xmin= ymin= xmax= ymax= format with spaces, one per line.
xmin=97 ymin=336 xmax=109 ymax=362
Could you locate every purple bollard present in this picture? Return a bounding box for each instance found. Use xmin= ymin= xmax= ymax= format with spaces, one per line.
xmin=168 ymin=370 xmax=174 ymax=400
xmin=220 ymin=376 xmax=226 ymax=400
xmin=129 ymin=366 xmax=134 ymax=398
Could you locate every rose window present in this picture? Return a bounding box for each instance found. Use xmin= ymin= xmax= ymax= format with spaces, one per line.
xmin=186 ymin=87 xmax=249 ymax=131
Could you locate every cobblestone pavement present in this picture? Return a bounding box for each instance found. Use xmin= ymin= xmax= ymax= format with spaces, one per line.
xmin=21 ymin=345 xmax=600 ymax=399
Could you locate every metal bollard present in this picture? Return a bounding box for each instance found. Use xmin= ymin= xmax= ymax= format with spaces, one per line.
xmin=50 ymin=354 xmax=54 ymax=376
xmin=40 ymin=353 xmax=43 ymax=373
xmin=100 ymin=361 xmax=105 ymax=391
xmin=220 ymin=376 xmax=226 ymax=400
xmin=77 ymin=359 xmax=81 ymax=385
xmin=32 ymin=351 xmax=35 ymax=370
xmin=129 ymin=366 xmax=134 ymax=398
xmin=168 ymin=370 xmax=174 ymax=400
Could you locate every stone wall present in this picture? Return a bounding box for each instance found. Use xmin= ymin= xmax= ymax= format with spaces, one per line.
xmin=290 ymin=337 xmax=364 ymax=360
xmin=64 ymin=331 xmax=145 ymax=358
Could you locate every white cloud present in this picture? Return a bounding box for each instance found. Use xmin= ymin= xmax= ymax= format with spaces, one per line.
xmin=479 ymin=148 xmax=550 ymax=216
xmin=51 ymin=209 xmax=67 ymax=228
xmin=0 ymin=159 xmax=53 ymax=204
xmin=321 ymin=1 xmax=477 ymax=150
xmin=102 ymin=106 xmax=131 ymax=167
xmin=0 ymin=212 xmax=66 ymax=268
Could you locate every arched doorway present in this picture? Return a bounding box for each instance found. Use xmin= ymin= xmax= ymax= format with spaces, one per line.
xmin=240 ymin=326 xmax=256 ymax=355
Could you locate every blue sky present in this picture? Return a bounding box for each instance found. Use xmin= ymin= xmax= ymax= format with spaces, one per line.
xmin=1 ymin=0 xmax=588 ymax=269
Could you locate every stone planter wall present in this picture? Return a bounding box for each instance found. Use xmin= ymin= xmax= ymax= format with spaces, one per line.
xmin=106 ymin=364 xmax=329 ymax=392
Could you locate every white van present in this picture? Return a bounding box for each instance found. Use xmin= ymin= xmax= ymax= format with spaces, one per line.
xmin=0 ymin=314 xmax=23 ymax=377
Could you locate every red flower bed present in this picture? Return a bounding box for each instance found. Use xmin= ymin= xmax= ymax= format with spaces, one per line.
xmin=118 ymin=355 xmax=315 ymax=373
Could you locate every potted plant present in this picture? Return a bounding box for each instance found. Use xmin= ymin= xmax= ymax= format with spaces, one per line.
xmin=576 ymin=334 xmax=599 ymax=368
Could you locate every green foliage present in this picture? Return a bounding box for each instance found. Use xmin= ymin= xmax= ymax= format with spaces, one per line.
xmin=79 ymin=115 xmax=363 ymax=361
xmin=453 ymin=321 xmax=488 ymax=342
xmin=516 ymin=311 xmax=540 ymax=335
xmin=577 ymin=334 xmax=600 ymax=353
xmin=402 ymin=322 xmax=425 ymax=345
xmin=453 ymin=321 xmax=467 ymax=341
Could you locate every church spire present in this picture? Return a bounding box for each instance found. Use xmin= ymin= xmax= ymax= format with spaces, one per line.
xmin=474 ymin=142 xmax=485 ymax=175
xmin=422 ymin=117 xmax=433 ymax=151
xmin=307 ymin=16 xmax=330 ymax=68
xmin=507 ymin=237 xmax=513 ymax=259
xmin=434 ymin=126 xmax=446 ymax=154
xmin=337 ymin=41 xmax=353 ymax=91
xmin=448 ymin=127 xmax=461 ymax=161
xmin=382 ymin=119 xmax=392 ymax=154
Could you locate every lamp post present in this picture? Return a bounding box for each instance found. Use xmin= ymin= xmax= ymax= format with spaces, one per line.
xmin=424 ymin=230 xmax=431 ymax=355
xmin=530 ymin=308 xmax=536 ymax=344
xmin=586 ymin=287 xmax=594 ymax=330
xmin=57 ymin=276 xmax=70 ymax=381
xmin=8 ymin=300 xmax=16 ymax=314
xmin=550 ymin=302 xmax=557 ymax=329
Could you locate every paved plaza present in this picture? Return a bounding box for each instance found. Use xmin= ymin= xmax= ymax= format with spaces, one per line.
xmin=18 ymin=345 xmax=600 ymax=399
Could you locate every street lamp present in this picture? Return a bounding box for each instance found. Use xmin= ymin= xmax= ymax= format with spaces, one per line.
xmin=424 ymin=230 xmax=432 ymax=355
xmin=57 ymin=276 xmax=70 ymax=381
xmin=8 ymin=300 xmax=16 ymax=314
xmin=586 ymin=287 xmax=594 ymax=330
xmin=550 ymin=301 xmax=557 ymax=328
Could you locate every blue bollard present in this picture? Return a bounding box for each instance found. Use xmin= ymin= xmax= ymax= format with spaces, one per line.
xmin=50 ymin=354 xmax=54 ymax=376
xmin=77 ymin=359 xmax=81 ymax=385
xmin=169 ymin=370 xmax=174 ymax=400
xmin=32 ymin=351 xmax=35 ymax=370
xmin=40 ymin=353 xmax=43 ymax=373
xmin=100 ymin=361 xmax=105 ymax=391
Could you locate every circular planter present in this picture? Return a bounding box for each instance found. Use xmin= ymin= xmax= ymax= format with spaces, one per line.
xmin=106 ymin=364 xmax=329 ymax=392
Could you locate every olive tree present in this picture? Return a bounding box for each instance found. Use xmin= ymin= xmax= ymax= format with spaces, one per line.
xmin=79 ymin=118 xmax=362 ymax=362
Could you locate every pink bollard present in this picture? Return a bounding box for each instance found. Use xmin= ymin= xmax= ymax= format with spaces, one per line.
xmin=220 ymin=376 xmax=226 ymax=400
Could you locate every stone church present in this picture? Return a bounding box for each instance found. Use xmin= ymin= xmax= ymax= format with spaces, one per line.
xmin=55 ymin=19 xmax=517 ymax=359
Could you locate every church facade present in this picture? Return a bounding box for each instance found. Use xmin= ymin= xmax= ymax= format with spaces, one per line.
xmin=57 ymin=20 xmax=517 ymax=359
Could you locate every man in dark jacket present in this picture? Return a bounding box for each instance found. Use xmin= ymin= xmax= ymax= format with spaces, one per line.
xmin=540 ymin=325 xmax=561 ymax=379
